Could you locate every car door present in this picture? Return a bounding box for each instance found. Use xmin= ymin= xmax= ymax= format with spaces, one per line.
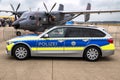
xmin=37 ymin=27 xmax=66 ymax=56
xmin=64 ymin=27 xmax=89 ymax=57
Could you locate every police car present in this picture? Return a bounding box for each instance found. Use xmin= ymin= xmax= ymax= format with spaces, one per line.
xmin=6 ymin=26 xmax=115 ymax=61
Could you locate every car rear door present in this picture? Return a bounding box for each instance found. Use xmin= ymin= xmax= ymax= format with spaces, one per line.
xmin=64 ymin=27 xmax=89 ymax=57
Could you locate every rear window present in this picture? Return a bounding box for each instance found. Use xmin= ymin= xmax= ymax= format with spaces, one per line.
xmin=86 ymin=28 xmax=106 ymax=37
xmin=65 ymin=27 xmax=105 ymax=37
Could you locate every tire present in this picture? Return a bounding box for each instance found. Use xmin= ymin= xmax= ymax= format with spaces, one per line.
xmin=16 ymin=31 xmax=21 ymax=36
xmin=13 ymin=45 xmax=30 ymax=60
xmin=84 ymin=47 xmax=101 ymax=61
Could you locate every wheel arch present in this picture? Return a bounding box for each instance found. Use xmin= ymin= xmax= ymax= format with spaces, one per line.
xmin=11 ymin=42 xmax=31 ymax=56
xmin=83 ymin=45 xmax=102 ymax=57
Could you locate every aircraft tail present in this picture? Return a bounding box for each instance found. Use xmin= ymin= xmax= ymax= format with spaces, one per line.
xmin=58 ymin=4 xmax=64 ymax=11
xmin=84 ymin=3 xmax=91 ymax=22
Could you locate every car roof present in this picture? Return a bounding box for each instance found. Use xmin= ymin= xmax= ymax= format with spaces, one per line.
xmin=54 ymin=25 xmax=102 ymax=29
xmin=39 ymin=25 xmax=110 ymax=38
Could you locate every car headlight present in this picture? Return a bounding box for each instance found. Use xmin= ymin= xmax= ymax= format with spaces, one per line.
xmin=6 ymin=41 xmax=12 ymax=45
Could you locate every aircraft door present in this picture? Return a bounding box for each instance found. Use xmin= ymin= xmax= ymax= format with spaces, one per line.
xmin=28 ymin=13 xmax=41 ymax=30
xmin=28 ymin=15 xmax=38 ymax=30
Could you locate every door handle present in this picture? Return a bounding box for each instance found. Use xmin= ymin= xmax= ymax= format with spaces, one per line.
xmin=82 ymin=39 xmax=89 ymax=42
xmin=58 ymin=40 xmax=64 ymax=43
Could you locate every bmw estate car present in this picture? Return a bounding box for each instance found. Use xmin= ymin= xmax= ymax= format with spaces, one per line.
xmin=6 ymin=26 xmax=115 ymax=61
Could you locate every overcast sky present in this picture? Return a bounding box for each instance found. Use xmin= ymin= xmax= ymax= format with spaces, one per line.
xmin=0 ymin=0 xmax=120 ymax=21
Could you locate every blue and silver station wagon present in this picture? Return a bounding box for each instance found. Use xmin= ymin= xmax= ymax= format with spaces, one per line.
xmin=6 ymin=26 xmax=115 ymax=61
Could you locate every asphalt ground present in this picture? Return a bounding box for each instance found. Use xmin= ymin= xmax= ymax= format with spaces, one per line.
xmin=0 ymin=26 xmax=120 ymax=80
xmin=0 ymin=41 xmax=120 ymax=80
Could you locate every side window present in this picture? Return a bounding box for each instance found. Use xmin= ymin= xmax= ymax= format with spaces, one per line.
xmin=65 ymin=28 xmax=79 ymax=37
xmin=88 ymin=29 xmax=105 ymax=37
xmin=48 ymin=28 xmax=66 ymax=38
xmin=65 ymin=28 xmax=83 ymax=37
xmin=81 ymin=28 xmax=105 ymax=37
xmin=65 ymin=27 xmax=105 ymax=37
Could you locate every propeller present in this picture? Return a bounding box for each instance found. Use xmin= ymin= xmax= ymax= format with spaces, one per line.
xmin=50 ymin=3 xmax=56 ymax=13
xmin=16 ymin=3 xmax=20 ymax=11
xmin=10 ymin=3 xmax=21 ymax=20
xmin=43 ymin=2 xmax=57 ymax=23
xmin=43 ymin=2 xmax=49 ymax=13
xmin=10 ymin=4 xmax=15 ymax=11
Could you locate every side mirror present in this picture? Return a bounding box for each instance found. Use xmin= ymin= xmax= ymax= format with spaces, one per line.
xmin=42 ymin=34 xmax=49 ymax=38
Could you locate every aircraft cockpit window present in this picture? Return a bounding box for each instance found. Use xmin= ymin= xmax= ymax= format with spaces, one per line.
xmin=39 ymin=17 xmax=41 ymax=21
xmin=29 ymin=16 xmax=35 ymax=20
xmin=20 ymin=13 xmax=28 ymax=19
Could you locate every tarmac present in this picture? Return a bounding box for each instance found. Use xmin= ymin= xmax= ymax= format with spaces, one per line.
xmin=0 ymin=26 xmax=120 ymax=80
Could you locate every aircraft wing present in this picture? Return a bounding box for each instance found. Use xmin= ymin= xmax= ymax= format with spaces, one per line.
xmin=0 ymin=10 xmax=13 ymax=13
xmin=61 ymin=10 xmax=120 ymax=14
xmin=0 ymin=10 xmax=25 ymax=14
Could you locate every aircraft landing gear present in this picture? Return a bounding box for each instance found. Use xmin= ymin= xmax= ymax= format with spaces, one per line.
xmin=16 ymin=31 xmax=21 ymax=36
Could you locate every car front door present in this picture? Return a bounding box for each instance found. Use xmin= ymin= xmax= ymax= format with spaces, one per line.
xmin=37 ymin=27 xmax=66 ymax=56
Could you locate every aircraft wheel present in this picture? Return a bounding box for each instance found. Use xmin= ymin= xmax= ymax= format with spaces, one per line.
xmin=16 ymin=31 xmax=21 ymax=36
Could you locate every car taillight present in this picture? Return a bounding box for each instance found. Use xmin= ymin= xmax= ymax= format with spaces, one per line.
xmin=108 ymin=38 xmax=113 ymax=43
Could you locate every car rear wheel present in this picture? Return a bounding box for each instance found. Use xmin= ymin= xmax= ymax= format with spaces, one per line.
xmin=13 ymin=45 xmax=30 ymax=60
xmin=84 ymin=47 xmax=100 ymax=61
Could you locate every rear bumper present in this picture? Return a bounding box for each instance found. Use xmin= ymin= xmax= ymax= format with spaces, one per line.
xmin=102 ymin=50 xmax=115 ymax=57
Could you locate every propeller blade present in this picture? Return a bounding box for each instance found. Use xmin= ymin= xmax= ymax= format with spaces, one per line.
xmin=10 ymin=4 xmax=15 ymax=11
xmin=50 ymin=3 xmax=57 ymax=13
xmin=29 ymin=7 xmax=31 ymax=12
xmin=16 ymin=3 xmax=20 ymax=11
xmin=15 ymin=15 xmax=17 ymax=20
xmin=37 ymin=8 xmax=40 ymax=11
xmin=43 ymin=2 xmax=49 ymax=12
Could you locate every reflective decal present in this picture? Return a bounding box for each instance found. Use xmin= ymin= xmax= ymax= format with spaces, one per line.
xmin=71 ymin=41 xmax=76 ymax=46
xmin=38 ymin=42 xmax=58 ymax=47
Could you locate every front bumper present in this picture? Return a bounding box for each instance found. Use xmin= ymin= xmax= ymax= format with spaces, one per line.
xmin=6 ymin=48 xmax=12 ymax=55
xmin=6 ymin=43 xmax=14 ymax=56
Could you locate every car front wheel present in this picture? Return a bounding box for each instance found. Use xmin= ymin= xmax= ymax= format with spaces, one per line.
xmin=13 ymin=45 xmax=30 ymax=60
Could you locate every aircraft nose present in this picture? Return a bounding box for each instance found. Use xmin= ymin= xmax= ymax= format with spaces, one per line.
xmin=12 ymin=21 xmax=20 ymax=29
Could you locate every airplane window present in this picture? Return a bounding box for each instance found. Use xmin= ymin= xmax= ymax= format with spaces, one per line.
xmin=30 ymin=16 xmax=35 ymax=20
xmin=20 ymin=13 xmax=28 ymax=19
xmin=39 ymin=17 xmax=41 ymax=21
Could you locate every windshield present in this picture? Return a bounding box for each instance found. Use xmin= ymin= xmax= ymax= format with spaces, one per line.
xmin=20 ymin=12 xmax=29 ymax=19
